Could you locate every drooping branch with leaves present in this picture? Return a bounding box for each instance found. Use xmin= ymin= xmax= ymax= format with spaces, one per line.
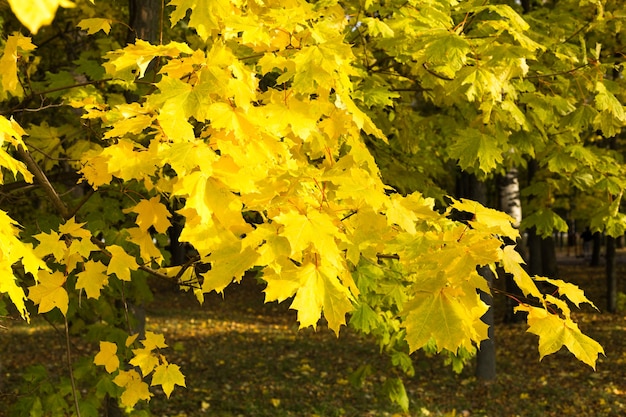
xmin=0 ymin=0 xmax=614 ymax=414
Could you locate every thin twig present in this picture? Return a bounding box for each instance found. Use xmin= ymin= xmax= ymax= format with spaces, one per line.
xmin=17 ymin=145 xmax=72 ymax=219
xmin=64 ymin=316 xmax=82 ymax=417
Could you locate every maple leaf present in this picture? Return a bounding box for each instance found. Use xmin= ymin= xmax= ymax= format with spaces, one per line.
xmin=113 ymin=370 xmax=152 ymax=408
xmin=0 ymin=34 xmax=36 ymax=98
xmin=142 ymin=331 xmax=168 ymax=350
xmin=517 ymin=305 xmax=604 ymax=369
xmin=275 ymin=209 xmax=342 ymax=268
xmin=76 ymin=260 xmax=109 ymax=299
xmin=125 ymin=196 xmax=172 ymax=233
xmin=201 ymin=239 xmax=259 ymax=293
xmin=106 ymin=245 xmax=139 ymax=281
xmin=500 ymin=245 xmax=543 ymax=300
xmin=94 ymin=341 xmax=119 ymax=373
xmin=151 ymin=362 xmax=186 ymax=398
xmin=28 ymin=270 xmax=68 ymax=316
xmin=450 ymin=198 xmax=519 ymax=240
xmin=448 ymin=128 xmax=504 ymax=174
xmin=169 ymin=0 xmax=232 ymax=41
xmin=68 ymin=237 xmax=99 ymax=258
xmin=289 ymin=262 xmax=354 ymax=334
xmin=130 ymin=347 xmax=160 ymax=375
xmin=127 ymin=227 xmax=164 ymax=264
xmin=104 ymin=40 xmax=193 ymax=80
xmin=535 ymin=277 xmax=597 ymax=310
xmin=7 ymin=0 xmax=75 ymax=34
xmin=33 ymin=230 xmax=66 ymax=260
xmin=59 ymin=217 xmax=92 ymax=240
xmin=77 ymin=18 xmax=112 ymax=35
xmin=403 ymin=284 xmax=488 ymax=353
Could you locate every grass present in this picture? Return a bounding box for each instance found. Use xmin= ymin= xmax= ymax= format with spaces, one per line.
xmin=1 ymin=249 xmax=626 ymax=416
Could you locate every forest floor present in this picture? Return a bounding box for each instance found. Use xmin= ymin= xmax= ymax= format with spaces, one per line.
xmin=1 ymin=247 xmax=626 ymax=417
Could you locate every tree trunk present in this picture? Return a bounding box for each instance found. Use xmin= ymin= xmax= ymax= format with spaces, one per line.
xmin=127 ymin=0 xmax=163 ymax=44
xmin=107 ymin=1 xmax=163 ymax=414
xmin=455 ymin=172 xmax=496 ymax=381
xmin=606 ymin=236 xmax=617 ymax=313
xmin=527 ymin=227 xmax=543 ymax=276
xmin=498 ymin=168 xmax=526 ymax=323
xmin=591 ymin=232 xmax=602 ymax=266
xmin=540 ymin=235 xmax=558 ymax=278
xmin=476 ymin=266 xmax=496 ymax=380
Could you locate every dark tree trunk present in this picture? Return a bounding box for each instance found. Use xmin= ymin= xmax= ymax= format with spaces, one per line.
xmin=591 ymin=232 xmax=602 ymax=266
xmin=540 ymin=235 xmax=558 ymax=278
xmin=168 ymin=214 xmax=186 ymax=266
xmin=606 ymin=236 xmax=617 ymax=313
xmin=127 ymin=0 xmax=163 ymax=44
xmin=526 ymin=227 xmax=543 ymax=276
xmin=476 ymin=266 xmax=496 ymax=380
xmin=455 ymin=172 xmax=496 ymax=381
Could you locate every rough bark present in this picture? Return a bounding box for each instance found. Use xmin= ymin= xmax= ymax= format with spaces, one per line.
xmin=126 ymin=0 xmax=163 ymax=44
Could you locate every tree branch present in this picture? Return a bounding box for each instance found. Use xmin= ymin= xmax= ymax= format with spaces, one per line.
xmin=16 ymin=145 xmax=72 ymax=220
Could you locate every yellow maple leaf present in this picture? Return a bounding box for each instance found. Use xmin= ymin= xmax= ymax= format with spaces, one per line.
xmin=94 ymin=341 xmax=119 ymax=373
xmin=275 ymin=209 xmax=342 ymax=267
xmin=289 ymin=262 xmax=353 ymax=334
xmin=59 ymin=217 xmax=92 ymax=240
xmin=450 ymin=198 xmax=519 ymax=240
xmin=79 ymin=149 xmax=112 ymax=189
xmin=113 ymin=370 xmax=152 ymax=408
xmin=68 ymin=237 xmax=99 ymax=258
xmin=142 ymin=331 xmax=168 ymax=350
xmin=130 ymin=347 xmax=160 ymax=375
xmin=403 ymin=284 xmax=488 ymax=353
xmin=28 ymin=270 xmax=68 ymax=316
xmin=76 ymin=260 xmax=109 ymax=299
xmin=0 ymin=117 xmax=33 ymax=181
xmin=517 ymin=305 xmax=605 ymax=369
xmin=127 ymin=227 xmax=164 ymax=264
xmin=7 ymin=0 xmax=75 ymax=34
xmin=151 ymin=362 xmax=186 ymax=398
xmin=125 ymin=196 xmax=172 ymax=234
xmin=0 ymin=34 xmax=36 ymax=97
xmin=77 ymin=18 xmax=112 ymax=35
xmin=106 ymin=245 xmax=139 ymax=281
xmin=200 ymin=240 xmax=259 ymax=293
xmin=104 ymin=40 xmax=193 ymax=80
xmin=33 ymin=230 xmax=66 ymax=260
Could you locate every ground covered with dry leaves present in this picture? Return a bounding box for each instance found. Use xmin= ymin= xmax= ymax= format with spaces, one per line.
xmin=1 ymin=249 xmax=626 ymax=417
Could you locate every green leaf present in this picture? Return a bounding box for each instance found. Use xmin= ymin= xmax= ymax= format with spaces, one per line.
xmin=383 ymin=377 xmax=409 ymax=411
xmin=448 ymin=128 xmax=504 ymax=174
xmin=520 ymin=209 xmax=568 ymax=238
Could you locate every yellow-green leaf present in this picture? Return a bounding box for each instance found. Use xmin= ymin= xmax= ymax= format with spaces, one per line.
xmin=94 ymin=341 xmax=119 ymax=373
xmin=76 ymin=260 xmax=109 ymax=299
xmin=7 ymin=0 xmax=75 ymax=34
xmin=151 ymin=362 xmax=186 ymax=398
xmin=28 ymin=270 xmax=68 ymax=316
xmin=113 ymin=370 xmax=152 ymax=408
xmin=106 ymin=244 xmax=139 ymax=281
xmin=518 ymin=305 xmax=604 ymax=369
xmin=78 ymin=18 xmax=112 ymax=34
